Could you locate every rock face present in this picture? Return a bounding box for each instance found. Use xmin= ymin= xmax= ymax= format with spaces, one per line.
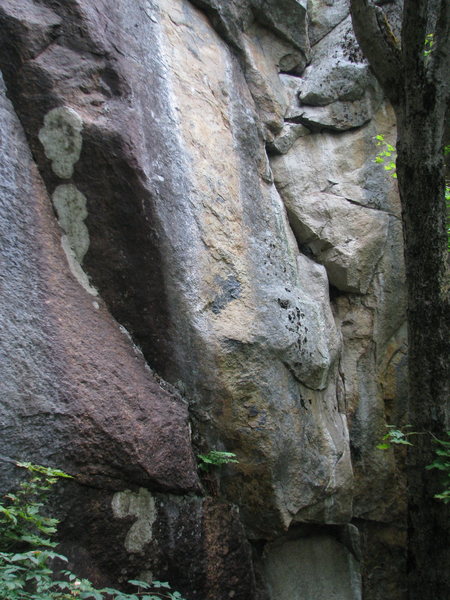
xmin=0 ymin=1 xmax=407 ymax=599
xmin=264 ymin=525 xmax=362 ymax=600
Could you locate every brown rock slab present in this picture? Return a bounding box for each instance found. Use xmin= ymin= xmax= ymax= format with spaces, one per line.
xmin=0 ymin=71 xmax=199 ymax=493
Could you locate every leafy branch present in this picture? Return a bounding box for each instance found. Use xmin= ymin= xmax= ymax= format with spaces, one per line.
xmin=377 ymin=428 xmax=450 ymax=503
xmin=423 ymin=33 xmax=434 ymax=57
xmin=374 ymin=134 xmax=397 ymax=178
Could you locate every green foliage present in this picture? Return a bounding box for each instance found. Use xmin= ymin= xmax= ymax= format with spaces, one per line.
xmin=0 ymin=461 xmax=187 ymax=600
xmin=423 ymin=33 xmax=434 ymax=57
xmin=374 ymin=134 xmax=397 ymax=178
xmin=377 ymin=428 xmax=450 ymax=503
xmin=376 ymin=424 xmax=418 ymax=450
xmin=426 ymin=432 xmax=450 ymax=504
xmin=197 ymin=450 xmax=238 ymax=472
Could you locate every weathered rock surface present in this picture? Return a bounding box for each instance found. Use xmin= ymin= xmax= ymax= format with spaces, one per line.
xmin=0 ymin=71 xmax=198 ymax=493
xmin=190 ymin=0 xmax=309 ymax=57
xmin=263 ymin=525 xmax=362 ymax=600
xmin=57 ymin=487 xmax=257 ymax=600
xmin=307 ymin=0 xmax=350 ymax=45
xmin=283 ymin=17 xmax=383 ymax=131
xmin=0 ymin=0 xmax=408 ymax=598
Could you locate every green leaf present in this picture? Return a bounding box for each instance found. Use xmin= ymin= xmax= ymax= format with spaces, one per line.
xmin=128 ymin=579 xmax=152 ymax=589
xmin=376 ymin=443 xmax=390 ymax=450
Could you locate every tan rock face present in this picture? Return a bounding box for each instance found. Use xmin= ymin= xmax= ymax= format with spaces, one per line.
xmin=0 ymin=0 xmax=407 ymax=598
xmin=151 ymin=0 xmax=353 ymax=536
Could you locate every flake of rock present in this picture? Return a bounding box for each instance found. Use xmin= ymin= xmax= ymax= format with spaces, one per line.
xmin=267 ymin=122 xmax=311 ymax=154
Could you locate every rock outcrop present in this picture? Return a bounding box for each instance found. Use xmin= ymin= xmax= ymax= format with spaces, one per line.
xmin=0 ymin=0 xmax=408 ymax=599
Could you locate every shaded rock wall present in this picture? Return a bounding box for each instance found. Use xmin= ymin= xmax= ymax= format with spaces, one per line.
xmin=0 ymin=0 xmax=407 ymax=598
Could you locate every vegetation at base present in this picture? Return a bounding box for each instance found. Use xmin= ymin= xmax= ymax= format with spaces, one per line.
xmin=197 ymin=450 xmax=238 ymax=472
xmin=0 ymin=461 xmax=187 ymax=600
xmin=377 ymin=428 xmax=450 ymax=504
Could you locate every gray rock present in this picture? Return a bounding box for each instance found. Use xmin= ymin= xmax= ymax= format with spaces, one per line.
xmin=242 ymin=24 xmax=292 ymax=135
xmin=0 ymin=0 xmax=409 ymax=597
xmin=252 ymin=0 xmax=310 ymax=54
xmin=334 ymin=294 xmax=407 ymax=523
xmin=189 ymin=0 xmax=310 ymax=56
xmin=267 ymin=122 xmax=311 ymax=154
xmin=271 ymin=103 xmax=402 ymax=293
xmin=283 ymin=17 xmax=383 ymax=131
xmin=291 ymin=94 xmax=384 ymax=132
xmin=275 ymin=101 xmax=401 ymax=213
xmin=272 ymin=178 xmax=390 ymax=295
xmin=307 ymin=0 xmax=350 ymax=45
xmin=263 ymin=529 xmax=361 ymax=600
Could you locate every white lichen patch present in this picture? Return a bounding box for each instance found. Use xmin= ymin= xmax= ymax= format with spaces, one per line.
xmin=52 ymin=184 xmax=89 ymax=263
xmin=61 ymin=236 xmax=98 ymax=297
xmin=111 ymin=488 xmax=157 ymax=553
xmin=38 ymin=107 xmax=83 ymax=178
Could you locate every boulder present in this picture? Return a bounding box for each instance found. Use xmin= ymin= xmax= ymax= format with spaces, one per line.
xmin=271 ymin=105 xmax=401 ymax=293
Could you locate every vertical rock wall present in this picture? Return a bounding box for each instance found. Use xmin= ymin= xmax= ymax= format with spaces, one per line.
xmin=0 ymin=0 xmax=407 ymax=598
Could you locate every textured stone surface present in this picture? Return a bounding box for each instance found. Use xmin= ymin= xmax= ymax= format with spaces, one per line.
xmin=274 ymin=102 xmax=400 ymax=212
xmin=242 ymin=24 xmax=294 ymax=135
xmin=57 ymin=486 xmax=258 ymax=600
xmin=263 ymin=526 xmax=361 ymax=600
xmin=267 ymin=121 xmax=311 ymax=154
xmin=271 ymin=105 xmax=400 ymax=294
xmin=0 ymin=71 xmax=199 ymax=493
xmin=307 ymin=0 xmax=350 ymax=45
xmin=283 ymin=17 xmax=383 ymax=131
xmin=0 ymin=0 xmax=408 ymax=598
xmin=190 ymin=0 xmax=309 ymax=55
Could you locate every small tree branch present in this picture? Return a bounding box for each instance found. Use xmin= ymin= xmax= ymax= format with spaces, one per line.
xmin=350 ymin=0 xmax=403 ymax=104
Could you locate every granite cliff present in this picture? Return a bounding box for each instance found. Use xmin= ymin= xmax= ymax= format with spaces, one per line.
xmin=0 ymin=0 xmax=407 ymax=598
